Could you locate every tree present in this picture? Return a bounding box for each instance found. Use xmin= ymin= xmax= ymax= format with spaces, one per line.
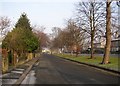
xmin=33 ymin=29 xmax=50 ymax=51
xmin=15 ymin=13 xmax=32 ymax=30
xmin=51 ymin=19 xmax=84 ymax=56
xmin=102 ymin=0 xmax=112 ymax=64
xmin=52 ymin=30 xmax=65 ymax=51
xmin=0 ymin=16 xmax=10 ymax=37
xmin=51 ymin=27 xmax=62 ymax=39
xmin=50 ymin=27 xmax=62 ymax=53
xmin=65 ymin=19 xmax=84 ymax=57
xmin=2 ymin=13 xmax=39 ymax=65
xmin=25 ymin=30 xmax=39 ymax=52
xmin=75 ymin=1 xmax=105 ymax=59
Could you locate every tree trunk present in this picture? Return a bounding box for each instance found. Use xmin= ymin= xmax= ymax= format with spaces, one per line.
xmin=102 ymin=0 xmax=111 ymax=64
xmin=13 ymin=50 xmax=17 ymax=66
xmin=90 ymin=3 xmax=95 ymax=59
xmin=75 ymin=47 xmax=79 ymax=57
xmin=90 ymin=33 xmax=94 ymax=59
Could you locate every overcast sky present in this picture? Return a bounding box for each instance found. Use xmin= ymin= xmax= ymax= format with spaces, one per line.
xmin=0 ymin=0 xmax=84 ymax=34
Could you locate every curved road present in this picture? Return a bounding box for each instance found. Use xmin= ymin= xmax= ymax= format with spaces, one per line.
xmin=23 ymin=54 xmax=119 ymax=85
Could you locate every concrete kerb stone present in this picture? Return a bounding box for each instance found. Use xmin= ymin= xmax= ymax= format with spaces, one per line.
xmin=13 ymin=57 xmax=39 ymax=86
xmin=56 ymin=56 xmax=120 ymax=76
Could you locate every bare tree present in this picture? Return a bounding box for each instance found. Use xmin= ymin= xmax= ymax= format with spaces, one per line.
xmin=50 ymin=27 xmax=63 ymax=53
xmin=0 ymin=16 xmax=10 ymax=37
xmin=51 ymin=27 xmax=62 ymax=39
xmin=75 ymin=0 xmax=105 ymax=59
xmin=110 ymin=1 xmax=119 ymax=39
xmin=51 ymin=19 xmax=85 ymax=56
xmin=33 ymin=29 xmax=50 ymax=52
xmin=66 ymin=19 xmax=85 ymax=57
xmin=32 ymin=25 xmax=45 ymax=32
xmin=32 ymin=25 xmax=50 ymax=52
xmin=102 ymin=0 xmax=112 ymax=64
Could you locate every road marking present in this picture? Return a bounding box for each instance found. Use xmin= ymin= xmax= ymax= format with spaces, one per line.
xmin=1 ymin=73 xmax=10 ymax=78
xmin=2 ymin=79 xmax=17 ymax=84
xmin=35 ymin=62 xmax=39 ymax=66
xmin=90 ymin=78 xmax=96 ymax=81
xmin=15 ymin=68 xmax=25 ymax=71
xmin=11 ymin=71 xmax=23 ymax=74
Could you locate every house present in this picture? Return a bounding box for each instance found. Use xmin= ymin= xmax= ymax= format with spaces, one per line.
xmin=111 ymin=38 xmax=120 ymax=52
xmin=94 ymin=42 xmax=105 ymax=49
xmin=82 ymin=42 xmax=91 ymax=50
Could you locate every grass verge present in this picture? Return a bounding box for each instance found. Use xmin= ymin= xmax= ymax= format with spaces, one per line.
xmin=55 ymin=54 xmax=120 ymax=71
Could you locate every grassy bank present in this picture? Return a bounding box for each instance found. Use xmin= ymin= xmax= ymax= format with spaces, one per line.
xmin=55 ymin=54 xmax=119 ymax=71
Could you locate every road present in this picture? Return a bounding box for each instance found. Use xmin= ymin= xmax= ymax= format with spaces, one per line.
xmin=22 ymin=54 xmax=119 ymax=85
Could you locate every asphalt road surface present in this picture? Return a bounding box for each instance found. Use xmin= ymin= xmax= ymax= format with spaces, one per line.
xmin=23 ymin=54 xmax=119 ymax=85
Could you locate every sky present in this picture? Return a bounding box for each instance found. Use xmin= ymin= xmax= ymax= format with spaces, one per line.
xmin=1 ymin=0 xmax=119 ymax=34
xmin=0 ymin=0 xmax=82 ymax=34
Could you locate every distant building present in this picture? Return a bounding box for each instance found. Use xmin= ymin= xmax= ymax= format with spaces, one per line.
xmin=94 ymin=42 xmax=105 ymax=49
xmin=111 ymin=38 xmax=120 ymax=52
xmin=42 ymin=47 xmax=51 ymax=53
xmin=82 ymin=42 xmax=105 ymax=51
xmin=93 ymin=36 xmax=120 ymax=53
xmin=82 ymin=42 xmax=91 ymax=50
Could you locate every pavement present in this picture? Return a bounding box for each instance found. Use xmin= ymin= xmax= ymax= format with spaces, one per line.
xmin=21 ymin=53 xmax=120 ymax=85
xmin=1 ymin=57 xmax=39 ymax=85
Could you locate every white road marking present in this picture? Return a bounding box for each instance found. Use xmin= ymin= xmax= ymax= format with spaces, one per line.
xmin=11 ymin=71 xmax=23 ymax=74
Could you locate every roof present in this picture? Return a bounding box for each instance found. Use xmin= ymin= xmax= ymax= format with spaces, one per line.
xmin=111 ymin=38 xmax=120 ymax=42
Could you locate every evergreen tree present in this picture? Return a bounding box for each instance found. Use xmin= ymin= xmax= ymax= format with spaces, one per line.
xmin=15 ymin=13 xmax=32 ymax=30
xmin=3 ymin=13 xmax=39 ymax=54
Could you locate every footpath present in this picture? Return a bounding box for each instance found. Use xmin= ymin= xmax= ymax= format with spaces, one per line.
xmin=1 ymin=56 xmax=40 ymax=85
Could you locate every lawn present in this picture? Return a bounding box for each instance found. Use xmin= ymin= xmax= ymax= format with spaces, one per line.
xmin=55 ymin=54 xmax=120 ymax=71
